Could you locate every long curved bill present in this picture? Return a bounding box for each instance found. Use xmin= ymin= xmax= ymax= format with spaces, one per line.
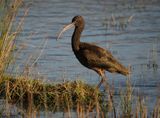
xmin=57 ymin=22 xmax=75 ymax=40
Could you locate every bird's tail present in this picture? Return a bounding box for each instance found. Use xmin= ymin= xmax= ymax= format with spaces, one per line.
xmin=118 ymin=64 xmax=131 ymax=76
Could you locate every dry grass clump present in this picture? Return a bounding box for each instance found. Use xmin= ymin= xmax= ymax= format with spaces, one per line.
xmin=0 ymin=76 xmax=104 ymax=116
xmin=119 ymin=78 xmax=160 ymax=118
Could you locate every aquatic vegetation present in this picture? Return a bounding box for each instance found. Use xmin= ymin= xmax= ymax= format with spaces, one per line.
xmin=120 ymin=78 xmax=133 ymax=117
xmin=0 ymin=76 xmax=160 ymax=117
xmin=102 ymin=14 xmax=134 ymax=31
xmin=0 ymin=76 xmax=104 ymax=117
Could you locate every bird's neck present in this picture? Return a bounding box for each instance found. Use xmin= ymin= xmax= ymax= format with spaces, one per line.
xmin=71 ymin=27 xmax=82 ymax=52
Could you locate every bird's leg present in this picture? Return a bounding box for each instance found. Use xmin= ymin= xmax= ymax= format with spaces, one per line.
xmin=97 ymin=72 xmax=116 ymax=118
xmin=95 ymin=69 xmax=106 ymax=89
xmin=102 ymin=74 xmax=110 ymax=91
xmin=94 ymin=70 xmax=116 ymax=117
xmin=96 ymin=70 xmax=109 ymax=89
xmin=103 ymin=74 xmax=116 ymax=118
xmin=96 ymin=76 xmax=105 ymax=89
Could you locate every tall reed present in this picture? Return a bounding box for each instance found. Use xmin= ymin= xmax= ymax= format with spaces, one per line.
xmin=0 ymin=0 xmax=28 ymax=117
xmin=0 ymin=0 xmax=25 ymax=75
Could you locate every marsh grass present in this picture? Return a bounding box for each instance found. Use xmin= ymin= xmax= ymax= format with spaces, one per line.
xmin=0 ymin=0 xmax=26 ymax=75
xmin=120 ymin=78 xmax=133 ymax=117
xmin=1 ymin=76 xmax=160 ymax=118
xmin=0 ymin=76 xmax=104 ymax=117
xmin=0 ymin=0 xmax=28 ymax=117
xmin=103 ymin=14 xmax=134 ymax=31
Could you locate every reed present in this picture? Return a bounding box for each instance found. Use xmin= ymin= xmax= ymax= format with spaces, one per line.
xmin=120 ymin=78 xmax=133 ymax=117
xmin=0 ymin=0 xmax=26 ymax=75
xmin=103 ymin=14 xmax=134 ymax=31
xmin=0 ymin=0 xmax=27 ymax=117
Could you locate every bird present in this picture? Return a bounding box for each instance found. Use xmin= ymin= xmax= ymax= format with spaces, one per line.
xmin=57 ymin=16 xmax=130 ymax=89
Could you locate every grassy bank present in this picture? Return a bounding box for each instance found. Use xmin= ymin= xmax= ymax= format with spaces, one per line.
xmin=0 ymin=77 xmax=160 ymax=118
xmin=0 ymin=76 xmax=104 ymax=117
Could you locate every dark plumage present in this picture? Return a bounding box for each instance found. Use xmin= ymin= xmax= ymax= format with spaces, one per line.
xmin=57 ymin=16 xmax=129 ymax=88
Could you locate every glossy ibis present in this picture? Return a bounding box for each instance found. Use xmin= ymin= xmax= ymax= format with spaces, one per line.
xmin=57 ymin=16 xmax=129 ymax=88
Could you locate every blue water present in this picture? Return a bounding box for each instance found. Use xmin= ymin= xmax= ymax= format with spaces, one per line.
xmin=11 ymin=0 xmax=160 ymax=114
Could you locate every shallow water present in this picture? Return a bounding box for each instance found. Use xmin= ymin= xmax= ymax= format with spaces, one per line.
xmin=12 ymin=0 xmax=160 ymax=113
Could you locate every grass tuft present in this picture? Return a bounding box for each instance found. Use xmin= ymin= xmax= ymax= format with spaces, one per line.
xmin=0 ymin=76 xmax=102 ymax=110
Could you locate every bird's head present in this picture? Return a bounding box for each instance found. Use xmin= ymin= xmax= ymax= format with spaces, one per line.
xmin=57 ymin=16 xmax=85 ymax=40
xmin=72 ymin=16 xmax=85 ymax=28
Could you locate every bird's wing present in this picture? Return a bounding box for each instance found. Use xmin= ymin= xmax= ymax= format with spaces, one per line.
xmin=79 ymin=42 xmax=117 ymax=67
xmin=79 ymin=42 xmax=129 ymax=75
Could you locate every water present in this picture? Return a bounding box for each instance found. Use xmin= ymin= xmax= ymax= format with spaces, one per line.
xmin=13 ymin=0 xmax=160 ymax=113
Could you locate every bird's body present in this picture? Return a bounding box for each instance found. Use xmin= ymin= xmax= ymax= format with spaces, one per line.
xmin=57 ymin=16 xmax=129 ymax=88
xmin=73 ymin=42 xmax=129 ymax=76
